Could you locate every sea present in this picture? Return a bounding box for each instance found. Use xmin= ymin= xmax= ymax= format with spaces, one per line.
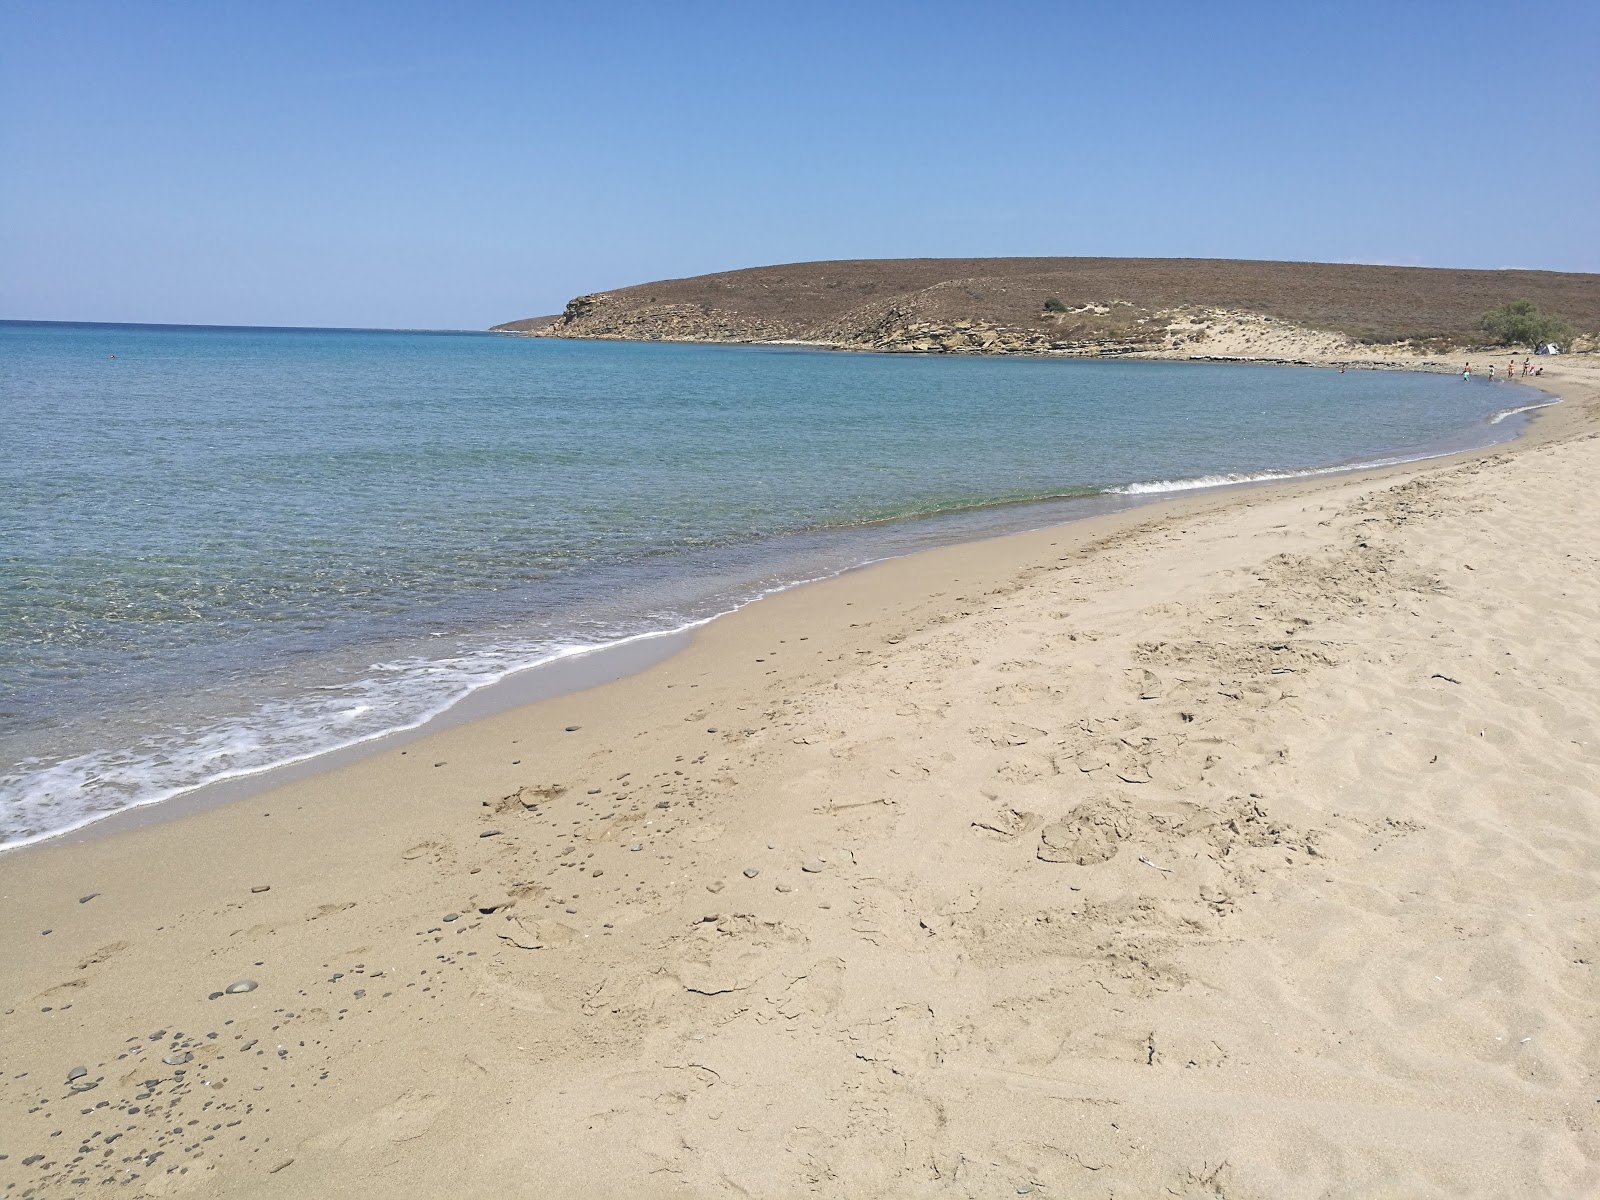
xmin=0 ymin=321 xmax=1549 ymax=847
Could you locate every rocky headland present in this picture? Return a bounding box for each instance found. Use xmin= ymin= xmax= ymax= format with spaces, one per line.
xmin=493 ymin=257 xmax=1600 ymax=364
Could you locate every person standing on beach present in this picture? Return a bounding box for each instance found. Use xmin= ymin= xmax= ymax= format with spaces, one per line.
xmin=1463 ymin=362 xmax=1472 ymax=379
xmin=1489 ymin=364 xmax=1496 ymax=381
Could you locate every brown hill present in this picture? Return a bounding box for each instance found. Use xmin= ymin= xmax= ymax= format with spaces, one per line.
xmin=492 ymin=257 xmax=1600 ymax=356
xmin=492 ymin=314 xmax=560 ymax=333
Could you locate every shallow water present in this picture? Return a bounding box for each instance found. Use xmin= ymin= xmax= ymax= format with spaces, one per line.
xmin=0 ymin=322 xmax=1540 ymax=845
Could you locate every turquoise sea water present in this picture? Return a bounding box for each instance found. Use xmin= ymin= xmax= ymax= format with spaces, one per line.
xmin=0 ymin=321 xmax=1544 ymax=846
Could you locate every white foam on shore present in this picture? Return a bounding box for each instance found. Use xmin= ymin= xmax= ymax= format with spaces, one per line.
xmin=1489 ymin=397 xmax=1561 ymax=424
xmin=0 ymin=560 xmax=880 ymax=852
xmin=0 ymin=625 xmax=706 ymax=851
xmin=1109 ymin=454 xmax=1430 ymax=495
xmin=1112 ymin=394 xmax=1557 ymax=496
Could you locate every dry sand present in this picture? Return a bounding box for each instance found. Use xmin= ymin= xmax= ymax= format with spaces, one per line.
xmin=3 ymin=358 xmax=1599 ymax=1198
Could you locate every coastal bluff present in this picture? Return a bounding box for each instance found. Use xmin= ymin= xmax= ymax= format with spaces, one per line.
xmin=493 ymin=257 xmax=1600 ymax=359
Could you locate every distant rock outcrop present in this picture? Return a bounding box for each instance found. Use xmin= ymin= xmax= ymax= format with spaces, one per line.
xmin=489 ymin=314 xmax=560 ymax=334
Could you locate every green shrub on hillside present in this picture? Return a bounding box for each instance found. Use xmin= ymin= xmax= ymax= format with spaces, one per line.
xmin=1042 ymin=297 xmax=1068 ymax=313
xmin=1480 ymin=300 xmax=1573 ymax=348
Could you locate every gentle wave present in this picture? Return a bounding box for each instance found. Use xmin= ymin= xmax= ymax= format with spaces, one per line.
xmin=1111 ymin=397 xmax=1556 ymax=495
xmin=0 ymin=626 xmax=702 ymax=850
xmin=1108 ymin=454 xmax=1431 ymax=495
xmin=0 ymin=561 xmax=873 ymax=851
xmin=1489 ymin=397 xmax=1561 ymax=424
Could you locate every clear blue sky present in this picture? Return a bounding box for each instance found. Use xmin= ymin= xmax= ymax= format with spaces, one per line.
xmin=3 ymin=0 xmax=1595 ymax=329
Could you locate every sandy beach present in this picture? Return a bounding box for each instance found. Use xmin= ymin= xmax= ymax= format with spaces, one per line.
xmin=3 ymin=356 xmax=1599 ymax=1198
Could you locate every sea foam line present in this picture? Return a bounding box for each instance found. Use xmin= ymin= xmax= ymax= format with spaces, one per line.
xmin=1489 ymin=397 xmax=1561 ymax=424
xmin=0 ymin=626 xmax=700 ymax=852
xmin=0 ymin=563 xmax=876 ymax=852
xmin=1108 ymin=453 xmax=1433 ymax=495
xmin=1110 ymin=396 xmax=1555 ymax=496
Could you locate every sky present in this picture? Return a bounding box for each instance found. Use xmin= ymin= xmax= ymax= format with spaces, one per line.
xmin=3 ymin=0 xmax=1596 ymax=329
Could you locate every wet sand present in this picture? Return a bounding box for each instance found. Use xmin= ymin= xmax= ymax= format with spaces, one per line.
xmin=3 ymin=357 xmax=1598 ymax=1198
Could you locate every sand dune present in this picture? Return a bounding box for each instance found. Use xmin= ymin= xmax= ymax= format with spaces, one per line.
xmin=2 ymin=362 xmax=1598 ymax=1198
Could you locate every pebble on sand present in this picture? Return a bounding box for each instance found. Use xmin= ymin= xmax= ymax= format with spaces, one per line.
xmin=801 ymin=861 xmax=824 ymax=873
xmin=225 ymin=979 xmax=258 ymax=994
xmin=776 ymin=884 xmax=793 ymax=893
xmin=479 ymin=829 xmax=502 ymax=838
xmin=742 ymin=867 xmax=761 ymax=878
xmin=250 ymin=885 xmax=271 ymax=893
xmin=78 ymin=893 xmax=98 ymax=904
xmin=66 ymin=1066 xmax=87 ymax=1081
xmin=443 ymin=913 xmax=460 ymax=922
xmin=565 ymin=725 xmax=580 ymax=732
xmin=162 ymin=1053 xmax=192 ymax=1066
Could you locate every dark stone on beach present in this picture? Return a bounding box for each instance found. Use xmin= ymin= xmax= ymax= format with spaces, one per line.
xmin=801 ymin=861 xmax=824 ymax=873
xmin=66 ymin=1066 xmax=87 ymax=1082
xmin=655 ymin=801 xmax=670 ymax=809
xmin=443 ymin=912 xmax=459 ymax=922
xmin=776 ymin=884 xmax=793 ymax=893
xmin=742 ymin=867 xmax=760 ymax=879
xmin=78 ymin=894 xmax=98 ymax=904
xmin=251 ymin=885 xmax=270 ymax=893
xmin=479 ymin=830 xmax=501 ymax=838
xmin=208 ymin=992 xmax=224 ymax=1000
xmin=591 ymin=868 xmax=603 ymax=877
xmin=565 ymin=725 xmax=580 ymax=732
xmin=225 ymin=980 xmax=257 ymax=994
xmin=71 ymin=1081 xmax=98 ymax=1093
xmin=707 ymin=727 xmax=717 ymax=733
xmin=161 ymin=1053 xmax=191 ymax=1066
xmin=23 ymin=1154 xmax=43 ymax=1166
xmin=433 ymin=761 xmax=446 ymax=767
